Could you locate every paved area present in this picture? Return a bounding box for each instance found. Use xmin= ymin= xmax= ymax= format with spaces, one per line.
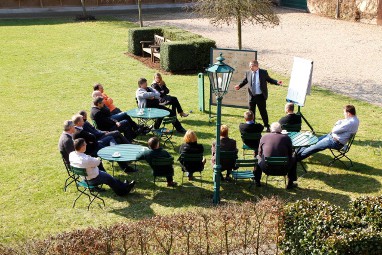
xmin=1 ymin=6 xmax=381 ymax=106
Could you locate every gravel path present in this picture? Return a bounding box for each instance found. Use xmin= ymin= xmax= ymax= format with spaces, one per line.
xmin=123 ymin=7 xmax=382 ymax=107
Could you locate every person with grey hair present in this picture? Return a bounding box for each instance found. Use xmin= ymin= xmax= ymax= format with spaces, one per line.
xmin=58 ymin=120 xmax=76 ymax=164
xmin=69 ymin=138 xmax=135 ymax=196
xmin=136 ymin=78 xmax=186 ymax=133
xmin=235 ymin=60 xmax=282 ymax=132
xmin=255 ymin=122 xmax=298 ymax=189
xmin=278 ymin=102 xmax=302 ymax=127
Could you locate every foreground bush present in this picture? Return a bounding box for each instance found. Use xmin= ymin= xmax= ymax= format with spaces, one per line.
xmin=280 ymin=196 xmax=382 ymax=255
xmin=1 ymin=198 xmax=283 ymax=254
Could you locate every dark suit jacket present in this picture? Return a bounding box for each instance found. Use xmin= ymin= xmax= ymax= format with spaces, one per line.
xmin=73 ymin=127 xmax=98 ymax=155
xmin=179 ymin=142 xmax=205 ymax=173
xmin=239 ymin=122 xmax=264 ymax=150
xmin=136 ymin=147 xmax=174 ymax=177
xmin=90 ymin=106 xmax=117 ymax=131
xmin=211 ymin=137 xmax=238 ymax=171
xmin=278 ymin=113 xmax=302 ymax=126
xmin=83 ymin=120 xmax=105 ymax=139
xmin=238 ymin=69 xmax=278 ymax=100
xmin=257 ymin=132 xmax=293 ymax=170
xmin=58 ymin=132 xmax=74 ymax=164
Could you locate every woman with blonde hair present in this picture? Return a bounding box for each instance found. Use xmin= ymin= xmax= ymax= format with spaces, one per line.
xmin=151 ymin=73 xmax=189 ymax=117
xmin=179 ymin=130 xmax=206 ymax=180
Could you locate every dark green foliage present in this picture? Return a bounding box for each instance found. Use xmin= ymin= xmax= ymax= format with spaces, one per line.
xmin=127 ymin=27 xmax=163 ymax=55
xmin=351 ymin=195 xmax=382 ymax=231
xmin=281 ymin=197 xmax=382 ymax=255
xmin=128 ymin=26 xmax=216 ymax=72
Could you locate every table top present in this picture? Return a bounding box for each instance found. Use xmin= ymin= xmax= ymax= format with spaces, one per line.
xmin=126 ymin=108 xmax=169 ymax=119
xmin=97 ymin=144 xmax=147 ymax=162
xmin=288 ymin=131 xmax=318 ymax=148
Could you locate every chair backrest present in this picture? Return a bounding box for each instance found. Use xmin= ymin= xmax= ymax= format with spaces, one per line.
xmin=179 ymin=153 xmax=204 ymax=172
xmin=60 ymin=151 xmax=70 ymax=171
xmin=235 ymin=158 xmax=258 ymax=168
xmin=151 ymin=157 xmax=174 ymax=166
xmin=70 ymin=165 xmax=88 ymax=177
xmin=241 ymin=132 xmax=262 ymax=141
xmin=281 ymin=123 xmax=301 ymax=132
xmin=264 ymin=156 xmax=289 ymax=176
xmin=220 ymin=151 xmax=238 ymax=170
xmin=342 ymin=133 xmax=356 ymax=153
xmin=162 ymin=116 xmax=177 ymax=126
xmin=154 ymin=34 xmax=165 ymax=46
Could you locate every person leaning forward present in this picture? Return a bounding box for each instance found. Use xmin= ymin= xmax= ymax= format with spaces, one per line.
xmin=235 ymin=60 xmax=282 ymax=132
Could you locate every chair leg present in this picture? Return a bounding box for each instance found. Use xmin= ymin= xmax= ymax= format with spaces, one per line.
xmin=64 ymin=177 xmax=75 ymax=192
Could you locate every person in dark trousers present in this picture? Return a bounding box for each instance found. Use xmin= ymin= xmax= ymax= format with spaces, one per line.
xmin=136 ymin=137 xmax=178 ymax=187
xmin=235 ymin=60 xmax=282 ymax=132
xmin=255 ymin=122 xmax=297 ymax=189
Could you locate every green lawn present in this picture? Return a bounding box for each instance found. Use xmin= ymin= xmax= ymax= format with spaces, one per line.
xmin=0 ymin=17 xmax=381 ymax=245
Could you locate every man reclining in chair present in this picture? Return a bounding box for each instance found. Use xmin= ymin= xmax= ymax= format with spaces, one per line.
xmin=255 ymin=122 xmax=297 ymax=189
xmin=69 ymin=138 xmax=135 ymax=196
xmin=296 ymin=105 xmax=359 ymax=161
xmin=136 ymin=137 xmax=178 ymax=187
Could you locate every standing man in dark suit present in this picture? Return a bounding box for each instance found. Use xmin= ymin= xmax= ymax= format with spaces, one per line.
xmin=235 ymin=60 xmax=282 ymax=132
xmin=239 ymin=110 xmax=264 ymax=154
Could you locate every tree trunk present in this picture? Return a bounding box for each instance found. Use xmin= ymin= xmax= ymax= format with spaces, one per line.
xmin=237 ymin=15 xmax=242 ymax=50
xmin=81 ymin=0 xmax=87 ymax=16
xmin=138 ymin=0 xmax=143 ymax=27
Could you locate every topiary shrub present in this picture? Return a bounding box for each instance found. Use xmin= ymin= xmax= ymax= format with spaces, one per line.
xmin=127 ymin=27 xmax=163 ymax=56
xmin=127 ymin=26 xmax=216 ymax=73
xmin=351 ymin=195 xmax=382 ymax=231
xmin=280 ymin=198 xmax=382 ymax=254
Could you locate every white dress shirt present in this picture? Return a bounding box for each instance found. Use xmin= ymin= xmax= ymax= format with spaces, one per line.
xmin=69 ymin=151 xmax=100 ymax=180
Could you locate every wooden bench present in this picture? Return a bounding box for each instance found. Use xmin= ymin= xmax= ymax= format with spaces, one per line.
xmin=140 ymin=34 xmax=165 ymax=63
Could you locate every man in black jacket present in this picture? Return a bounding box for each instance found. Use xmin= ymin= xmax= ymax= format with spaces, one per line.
xmin=235 ymin=60 xmax=282 ymax=132
xmin=239 ymin=110 xmax=264 ymax=154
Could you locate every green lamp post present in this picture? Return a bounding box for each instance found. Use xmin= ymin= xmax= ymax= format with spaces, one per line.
xmin=206 ymin=53 xmax=235 ymax=205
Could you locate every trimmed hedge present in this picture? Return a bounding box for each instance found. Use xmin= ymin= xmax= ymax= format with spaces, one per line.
xmin=280 ymin=196 xmax=382 ymax=255
xmin=127 ymin=26 xmax=216 ymax=72
xmin=0 ymin=199 xmax=283 ymax=255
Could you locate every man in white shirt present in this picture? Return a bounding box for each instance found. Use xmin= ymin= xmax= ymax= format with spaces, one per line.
xmin=69 ymin=138 xmax=135 ymax=196
xmin=297 ymin=105 xmax=359 ymax=161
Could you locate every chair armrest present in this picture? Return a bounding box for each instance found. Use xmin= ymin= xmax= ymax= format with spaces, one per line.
xmin=150 ymin=45 xmax=160 ymax=49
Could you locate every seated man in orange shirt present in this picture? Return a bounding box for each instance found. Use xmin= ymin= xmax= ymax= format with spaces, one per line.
xmin=93 ymin=83 xmax=120 ymax=115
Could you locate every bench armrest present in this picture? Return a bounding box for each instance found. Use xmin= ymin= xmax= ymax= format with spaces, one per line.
xmin=150 ymin=45 xmax=160 ymax=48
xmin=140 ymin=40 xmax=153 ymax=44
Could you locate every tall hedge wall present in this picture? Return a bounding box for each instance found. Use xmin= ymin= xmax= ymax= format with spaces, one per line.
xmin=127 ymin=26 xmax=216 ymax=72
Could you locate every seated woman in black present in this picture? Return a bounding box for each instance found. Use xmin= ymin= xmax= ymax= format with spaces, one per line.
xmin=151 ymin=73 xmax=189 ymax=117
xmin=178 ymin=130 xmax=206 ymax=180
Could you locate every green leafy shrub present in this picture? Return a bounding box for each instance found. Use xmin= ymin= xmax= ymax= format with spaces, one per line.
xmin=0 ymin=198 xmax=283 ymax=254
xmin=351 ymin=195 xmax=382 ymax=231
xmin=281 ymin=198 xmax=382 ymax=255
xmin=127 ymin=27 xmax=162 ymax=55
xmin=127 ymin=26 xmax=216 ymax=72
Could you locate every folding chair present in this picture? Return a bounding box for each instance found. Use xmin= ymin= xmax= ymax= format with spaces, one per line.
xmin=152 ymin=116 xmax=176 ymax=149
xmin=219 ymin=151 xmax=238 ymax=180
xmin=263 ymin=157 xmax=289 ymax=188
xmin=241 ymin=133 xmax=262 ymax=158
xmin=232 ymin=158 xmax=257 ymax=188
xmin=281 ymin=123 xmax=301 ymax=132
xmin=60 ymin=151 xmax=75 ymax=192
xmin=178 ymin=153 xmax=204 ymax=186
xmin=328 ymin=133 xmax=356 ymax=168
xmin=70 ymin=166 xmax=105 ymax=210
xmin=150 ymin=157 xmax=175 ymax=190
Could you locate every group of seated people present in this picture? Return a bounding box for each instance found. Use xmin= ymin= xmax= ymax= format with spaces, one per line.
xmin=58 ymin=74 xmax=190 ymax=195
xmin=59 ymin=77 xmax=359 ymax=195
xmin=209 ymin=104 xmax=359 ymax=190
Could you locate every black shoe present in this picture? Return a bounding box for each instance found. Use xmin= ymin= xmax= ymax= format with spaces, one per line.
xmin=125 ymin=180 xmax=136 ymax=194
xmin=123 ymin=165 xmax=138 ymax=173
xmin=167 ymin=181 xmax=178 ymax=187
xmin=286 ymin=182 xmax=298 ymax=190
xmin=255 ymin=181 xmax=262 ymax=187
xmin=265 ymin=127 xmax=270 ymax=133
xmin=225 ymin=176 xmax=233 ymax=182
xmin=177 ymin=127 xmax=187 ymax=134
